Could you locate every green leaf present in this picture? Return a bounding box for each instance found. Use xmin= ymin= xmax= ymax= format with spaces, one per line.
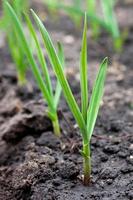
xmin=87 ymin=0 xmax=96 ymax=14
xmin=80 ymin=13 xmax=88 ymax=122
xmin=101 ymin=0 xmax=119 ymax=38
xmin=87 ymin=57 xmax=108 ymax=140
xmin=46 ymin=3 xmax=108 ymax=30
xmin=86 ymin=0 xmax=100 ymax=38
xmin=24 ymin=13 xmax=53 ymax=96
xmin=54 ymin=42 xmax=65 ymax=109
xmin=31 ymin=9 xmax=87 ymax=139
xmin=5 ymin=2 xmax=55 ymax=113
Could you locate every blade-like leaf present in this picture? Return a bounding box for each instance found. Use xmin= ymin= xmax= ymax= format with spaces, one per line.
xmin=57 ymin=42 xmax=65 ymax=68
xmin=87 ymin=0 xmax=96 ymax=14
xmin=6 ymin=2 xmax=55 ymax=113
xmin=25 ymin=13 xmax=53 ymax=96
xmin=86 ymin=0 xmax=99 ymax=37
xmin=45 ymin=3 xmax=108 ymax=30
xmin=54 ymin=42 xmax=65 ymax=109
xmin=31 ymin=10 xmax=87 ymax=139
xmin=80 ymin=13 xmax=88 ymax=122
xmin=87 ymin=57 xmax=108 ymax=140
xmin=101 ymin=0 xmax=119 ymax=38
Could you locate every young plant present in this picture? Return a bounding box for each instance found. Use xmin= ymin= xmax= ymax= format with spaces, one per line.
xmin=30 ymin=11 xmax=108 ymax=185
xmin=101 ymin=0 xmax=122 ymax=51
xmin=1 ymin=0 xmax=30 ymax=85
xmin=6 ymin=2 xmax=108 ymax=185
xmin=43 ymin=0 xmax=58 ymax=15
xmin=68 ymin=0 xmax=82 ymax=27
xmin=45 ymin=0 xmax=107 ymax=30
xmin=86 ymin=0 xmax=100 ymax=38
xmin=43 ymin=0 xmax=121 ymax=50
xmin=6 ymin=2 xmax=65 ymax=137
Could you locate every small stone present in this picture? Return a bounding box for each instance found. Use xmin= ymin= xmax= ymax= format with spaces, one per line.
xmin=64 ymin=35 xmax=74 ymax=44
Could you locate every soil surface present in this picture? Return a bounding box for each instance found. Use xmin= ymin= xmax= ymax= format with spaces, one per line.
xmin=0 ymin=1 xmax=133 ymax=200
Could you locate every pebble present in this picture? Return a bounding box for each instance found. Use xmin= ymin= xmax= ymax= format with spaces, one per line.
xmin=63 ymin=35 xmax=75 ymax=44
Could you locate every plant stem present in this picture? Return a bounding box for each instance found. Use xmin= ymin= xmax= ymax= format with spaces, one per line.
xmin=83 ymin=141 xmax=91 ymax=185
xmin=52 ymin=115 xmax=61 ymax=137
xmin=18 ymin=71 xmax=26 ymax=85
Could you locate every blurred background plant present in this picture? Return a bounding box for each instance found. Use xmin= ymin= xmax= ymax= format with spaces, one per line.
xmin=43 ymin=0 xmax=124 ymax=51
xmin=5 ymin=2 xmax=65 ymax=136
xmin=0 ymin=0 xmax=30 ymax=85
xmin=0 ymin=0 xmax=127 ymax=87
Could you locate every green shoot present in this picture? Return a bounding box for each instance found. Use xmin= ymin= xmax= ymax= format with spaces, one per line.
xmin=43 ymin=0 xmax=58 ymax=15
xmin=44 ymin=1 xmax=108 ymax=30
xmin=87 ymin=0 xmax=100 ymax=38
xmin=69 ymin=0 xmax=82 ymax=27
xmin=6 ymin=2 xmax=65 ymax=137
xmin=24 ymin=13 xmax=53 ymax=96
xmin=1 ymin=0 xmax=30 ymax=85
xmin=101 ymin=0 xmax=122 ymax=51
xmin=80 ymin=13 xmax=88 ymax=122
xmin=31 ymin=10 xmax=108 ymax=185
xmin=43 ymin=0 xmax=121 ymax=49
xmin=101 ymin=0 xmax=119 ymax=38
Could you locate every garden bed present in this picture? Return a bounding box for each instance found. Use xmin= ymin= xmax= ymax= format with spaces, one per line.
xmin=0 ymin=1 xmax=133 ymax=199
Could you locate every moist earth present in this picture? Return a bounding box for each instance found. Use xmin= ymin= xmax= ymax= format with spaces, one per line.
xmin=0 ymin=1 xmax=133 ymax=200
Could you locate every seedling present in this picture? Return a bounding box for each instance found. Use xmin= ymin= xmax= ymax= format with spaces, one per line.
xmin=6 ymin=2 xmax=65 ymax=137
xmin=68 ymin=0 xmax=82 ymax=27
xmin=43 ymin=0 xmax=58 ymax=14
xmin=87 ymin=0 xmax=100 ymax=38
xmin=43 ymin=0 xmax=122 ymax=50
xmin=6 ymin=2 xmax=108 ymax=185
xmin=101 ymin=0 xmax=122 ymax=51
xmin=0 ymin=0 xmax=29 ymax=85
xmin=30 ymin=11 xmax=108 ymax=185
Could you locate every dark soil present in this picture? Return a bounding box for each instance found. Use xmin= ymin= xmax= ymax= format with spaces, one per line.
xmin=0 ymin=1 xmax=133 ymax=200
